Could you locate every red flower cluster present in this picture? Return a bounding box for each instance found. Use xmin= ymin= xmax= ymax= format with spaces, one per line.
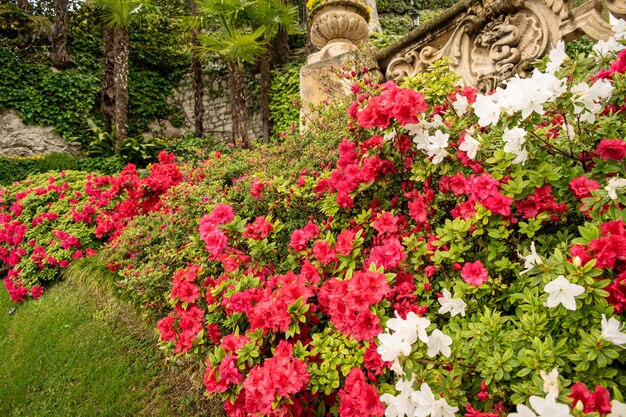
xmin=170 ymin=265 xmax=202 ymax=303
xmin=356 ymin=81 xmax=428 ymax=128
xmin=568 ymin=382 xmax=612 ymax=414
xmin=200 ymin=204 xmax=235 ymax=256
xmin=461 ymin=260 xmax=489 ymax=286
xmin=176 ymin=303 xmax=206 ymax=353
xmin=570 ymin=220 xmax=626 ymax=312
xmin=86 ymin=151 xmax=182 ymax=240
xmin=315 ymin=139 xmax=394 ymax=209
xmin=440 ymin=173 xmax=513 ymax=219
xmin=241 ymin=340 xmax=309 ymax=415
xmin=289 ymin=221 xmax=320 ymax=251
xmin=318 ymin=271 xmax=390 ymax=341
xmin=337 ymin=368 xmax=384 ymax=417
xmin=516 ymin=186 xmax=567 ymax=220
xmin=569 ymin=175 xmax=600 ymax=199
xmin=242 ymin=216 xmax=273 ymax=240
xmin=246 ymin=272 xmax=314 ymax=333
xmin=596 ymin=139 xmax=626 ymax=160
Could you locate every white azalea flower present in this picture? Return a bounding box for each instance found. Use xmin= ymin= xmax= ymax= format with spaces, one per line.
xmin=611 ymin=15 xmax=626 ymax=40
xmin=571 ymin=79 xmax=614 ymax=123
xmin=384 ymin=130 xmax=397 ymax=141
xmin=427 ymin=329 xmax=452 ymax=358
xmin=417 ymin=130 xmax=449 ymax=164
xmin=452 ymin=93 xmax=469 ymax=116
xmin=594 ymin=37 xmax=625 ymax=56
xmin=502 ymin=127 xmax=528 ymax=164
xmin=605 ymin=177 xmax=626 ymax=200
xmin=459 ymin=130 xmax=480 ymax=160
xmin=540 ymin=368 xmax=560 ymax=395
xmin=432 ymin=398 xmax=458 ymax=417
xmin=438 ymin=289 xmax=467 ymax=317
xmin=473 ymin=94 xmax=501 ymax=127
xmin=608 ymin=400 xmax=626 ymax=417
xmin=546 ymin=40 xmax=567 ymax=73
xmin=411 ymin=383 xmax=435 ymax=417
xmin=543 ymin=275 xmax=585 ymax=311
xmin=528 ymin=393 xmax=573 ymax=417
xmin=378 ymin=311 xmax=431 ymax=362
xmin=380 ymin=378 xmax=417 ymax=417
xmin=601 ymin=314 xmax=626 ymax=346
xmin=520 ymin=241 xmax=542 ymax=274
xmin=510 ymin=393 xmax=572 ymax=417
xmin=377 ymin=331 xmax=413 ymax=362
xmin=385 ymin=311 xmax=430 ymax=344
xmin=509 ymin=404 xmax=539 ymax=417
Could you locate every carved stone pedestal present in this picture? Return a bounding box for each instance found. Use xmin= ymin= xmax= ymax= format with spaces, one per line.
xmin=300 ymin=0 xmax=370 ymax=125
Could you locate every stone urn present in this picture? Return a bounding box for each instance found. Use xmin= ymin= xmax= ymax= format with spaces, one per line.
xmin=308 ymin=0 xmax=370 ymax=63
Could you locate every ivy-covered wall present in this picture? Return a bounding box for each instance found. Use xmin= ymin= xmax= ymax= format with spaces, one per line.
xmin=374 ymin=0 xmax=458 ymax=46
xmin=0 ymin=2 xmax=188 ymax=146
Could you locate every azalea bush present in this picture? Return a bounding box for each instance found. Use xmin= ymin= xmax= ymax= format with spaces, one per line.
xmin=104 ymin=126 xmax=347 ymax=315
xmin=0 ymin=151 xmax=184 ymax=303
xmin=0 ymin=170 xmax=100 ymax=302
xmin=144 ymin=20 xmax=626 ymax=417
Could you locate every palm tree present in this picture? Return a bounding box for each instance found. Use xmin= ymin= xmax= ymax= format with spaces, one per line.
xmin=190 ymin=0 xmax=205 ymax=138
xmin=248 ymin=0 xmax=298 ymax=143
xmin=195 ymin=0 xmax=266 ymax=148
xmin=50 ymin=0 xmax=70 ymax=69
xmin=92 ymin=0 xmax=151 ymax=154
xmin=100 ymin=26 xmax=115 ymax=135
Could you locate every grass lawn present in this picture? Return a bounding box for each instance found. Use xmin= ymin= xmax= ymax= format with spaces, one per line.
xmin=0 ymin=260 xmax=223 ymax=417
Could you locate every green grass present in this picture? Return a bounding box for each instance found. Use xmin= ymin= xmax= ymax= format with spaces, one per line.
xmin=0 ymin=259 xmax=223 ymax=417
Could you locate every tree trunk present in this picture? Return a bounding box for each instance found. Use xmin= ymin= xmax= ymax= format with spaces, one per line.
xmin=191 ymin=0 xmax=205 ymax=138
xmin=113 ymin=26 xmax=129 ymax=154
xmin=271 ymin=27 xmax=290 ymax=67
xmin=260 ymin=46 xmax=272 ymax=144
xmin=101 ymin=27 xmax=115 ymax=135
xmin=50 ymin=0 xmax=70 ymax=69
xmin=227 ymin=61 xmax=249 ymax=148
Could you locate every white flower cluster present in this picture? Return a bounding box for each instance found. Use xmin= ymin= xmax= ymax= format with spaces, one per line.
xmin=381 ymin=380 xmax=459 ymax=417
xmin=472 ymin=42 xmax=567 ymax=128
xmin=605 ymin=177 xmax=626 ymax=200
xmin=519 ymin=241 xmax=543 ymax=274
xmin=377 ymin=311 xmax=453 ymax=363
xmin=593 ymin=15 xmax=626 ymax=56
xmin=377 ymin=311 xmax=458 ymax=417
xmin=407 ymin=117 xmax=450 ymax=164
xmin=470 ymin=35 xmax=621 ymax=164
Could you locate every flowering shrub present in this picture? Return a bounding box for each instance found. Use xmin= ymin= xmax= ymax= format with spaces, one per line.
xmin=142 ymin=21 xmax=626 ymax=417
xmin=0 ymin=151 xmax=185 ymax=303
xmin=84 ymin=151 xmax=182 ymax=241
xmin=0 ymin=171 xmax=99 ymax=302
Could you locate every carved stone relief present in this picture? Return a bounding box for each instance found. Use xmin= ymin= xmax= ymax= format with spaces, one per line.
xmin=382 ymin=0 xmax=619 ymax=92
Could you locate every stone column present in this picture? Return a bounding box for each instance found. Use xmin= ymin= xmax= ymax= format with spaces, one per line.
xmin=300 ymin=0 xmax=370 ymax=125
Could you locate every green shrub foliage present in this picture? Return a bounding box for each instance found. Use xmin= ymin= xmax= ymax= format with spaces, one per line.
xmin=0 ymin=154 xmax=125 ymax=186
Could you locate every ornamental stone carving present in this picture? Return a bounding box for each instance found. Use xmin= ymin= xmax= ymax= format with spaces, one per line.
xmin=308 ymin=0 xmax=370 ymax=64
xmin=377 ymin=0 xmax=623 ymax=92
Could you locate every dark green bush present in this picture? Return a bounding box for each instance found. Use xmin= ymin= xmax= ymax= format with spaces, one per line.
xmin=0 ymin=153 xmax=125 ymax=186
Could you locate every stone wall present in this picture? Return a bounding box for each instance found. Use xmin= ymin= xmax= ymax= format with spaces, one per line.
xmin=0 ymin=110 xmax=80 ymax=157
xmin=147 ymin=75 xmax=262 ymax=142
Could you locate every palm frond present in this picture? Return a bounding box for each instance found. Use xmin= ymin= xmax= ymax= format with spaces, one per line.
xmin=246 ymin=0 xmax=299 ymax=39
xmin=90 ymin=0 xmax=158 ymax=29
xmin=196 ymin=26 xmax=266 ymax=64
